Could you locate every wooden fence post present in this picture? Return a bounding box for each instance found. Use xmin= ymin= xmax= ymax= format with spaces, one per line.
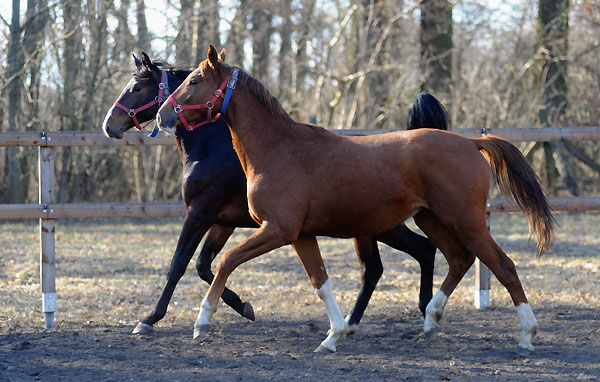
xmin=39 ymin=139 xmax=56 ymax=328
xmin=475 ymin=212 xmax=492 ymax=308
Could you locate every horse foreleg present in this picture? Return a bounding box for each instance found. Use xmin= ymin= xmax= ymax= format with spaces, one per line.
xmin=345 ymin=237 xmax=383 ymax=335
xmin=376 ymin=224 xmax=436 ymax=317
xmin=195 ymin=224 xmax=255 ymax=321
xmin=293 ymin=236 xmax=348 ymax=353
xmin=132 ymin=213 xmax=211 ymax=335
xmin=193 ymin=222 xmax=290 ymax=338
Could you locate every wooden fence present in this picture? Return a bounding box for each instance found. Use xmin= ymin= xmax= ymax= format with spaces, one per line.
xmin=1 ymin=126 xmax=600 ymax=328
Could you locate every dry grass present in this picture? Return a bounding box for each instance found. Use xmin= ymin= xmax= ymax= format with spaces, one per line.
xmin=1 ymin=212 xmax=599 ymax=332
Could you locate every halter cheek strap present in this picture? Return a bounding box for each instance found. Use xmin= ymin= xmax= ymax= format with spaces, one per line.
xmin=168 ymin=68 xmax=239 ymax=131
xmin=114 ymin=70 xmax=169 ymax=132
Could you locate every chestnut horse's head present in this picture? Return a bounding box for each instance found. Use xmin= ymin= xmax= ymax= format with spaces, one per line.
xmin=102 ymin=52 xmax=169 ymax=139
xmin=157 ymin=45 xmax=229 ymax=134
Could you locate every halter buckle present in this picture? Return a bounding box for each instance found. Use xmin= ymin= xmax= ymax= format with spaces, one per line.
xmin=206 ymin=101 xmax=214 ymax=110
xmin=214 ymin=89 xmax=224 ymax=98
xmin=227 ymin=69 xmax=239 ymax=89
xmin=128 ymin=109 xmax=136 ymax=117
xmin=158 ymin=82 xmax=166 ymax=89
xmin=174 ymin=105 xmax=183 ymax=113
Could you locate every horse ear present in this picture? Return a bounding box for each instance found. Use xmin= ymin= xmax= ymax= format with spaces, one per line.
xmin=141 ymin=52 xmax=153 ymax=68
xmin=219 ymin=48 xmax=226 ymax=62
xmin=207 ymin=45 xmax=220 ymax=68
xmin=133 ymin=53 xmax=142 ymax=68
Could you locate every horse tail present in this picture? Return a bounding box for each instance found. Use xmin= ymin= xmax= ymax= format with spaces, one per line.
xmin=407 ymin=93 xmax=449 ymax=131
xmin=474 ymin=136 xmax=555 ymax=255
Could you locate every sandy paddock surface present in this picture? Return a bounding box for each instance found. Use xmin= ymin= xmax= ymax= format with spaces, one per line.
xmin=1 ymin=213 xmax=599 ymax=381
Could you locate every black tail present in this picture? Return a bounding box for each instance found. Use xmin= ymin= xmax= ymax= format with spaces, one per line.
xmin=407 ymin=93 xmax=448 ymax=131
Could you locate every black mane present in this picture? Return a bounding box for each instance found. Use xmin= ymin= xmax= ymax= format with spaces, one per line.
xmin=133 ymin=60 xmax=191 ymax=81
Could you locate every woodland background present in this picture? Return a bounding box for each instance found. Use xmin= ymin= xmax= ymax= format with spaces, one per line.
xmin=0 ymin=0 xmax=599 ymax=204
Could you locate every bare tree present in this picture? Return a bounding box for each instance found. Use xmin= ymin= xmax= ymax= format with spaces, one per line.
xmin=537 ymin=0 xmax=575 ymax=194
xmin=420 ymin=0 xmax=453 ymax=111
xmin=250 ymin=2 xmax=273 ymax=83
xmin=226 ymin=0 xmax=249 ymax=67
xmin=6 ymin=0 xmax=24 ymax=203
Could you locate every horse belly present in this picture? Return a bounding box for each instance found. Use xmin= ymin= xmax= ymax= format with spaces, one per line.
xmin=302 ymin=192 xmax=418 ymax=238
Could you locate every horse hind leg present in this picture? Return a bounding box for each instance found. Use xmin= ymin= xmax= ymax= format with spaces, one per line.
xmin=413 ymin=211 xmax=475 ymax=337
xmin=292 ymin=236 xmax=348 ymax=353
xmin=376 ymin=223 xmax=436 ymax=317
xmin=345 ymin=237 xmax=383 ymax=335
xmin=470 ymin=235 xmax=538 ymax=352
xmin=195 ymin=224 xmax=255 ymax=320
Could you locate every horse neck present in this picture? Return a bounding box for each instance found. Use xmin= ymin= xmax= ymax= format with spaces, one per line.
xmin=223 ymin=91 xmax=296 ymax=175
xmin=174 ymin=118 xmax=234 ymax=167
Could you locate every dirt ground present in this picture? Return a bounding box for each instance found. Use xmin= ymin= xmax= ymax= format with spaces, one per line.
xmin=1 ymin=306 xmax=599 ymax=381
xmin=1 ymin=214 xmax=599 ymax=381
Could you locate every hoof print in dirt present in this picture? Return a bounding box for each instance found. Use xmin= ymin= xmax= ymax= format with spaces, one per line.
xmin=132 ymin=322 xmax=153 ymax=335
xmin=242 ymin=302 xmax=255 ymax=321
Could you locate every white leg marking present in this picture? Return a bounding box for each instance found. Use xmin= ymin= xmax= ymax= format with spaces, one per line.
xmin=344 ymin=315 xmax=359 ymax=335
xmin=424 ymin=290 xmax=448 ymax=333
xmin=515 ymin=303 xmax=538 ymax=351
xmin=195 ymin=297 xmax=217 ymax=328
xmin=315 ymin=279 xmax=348 ymax=352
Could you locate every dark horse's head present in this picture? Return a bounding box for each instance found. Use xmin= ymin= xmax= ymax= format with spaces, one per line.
xmin=407 ymin=93 xmax=449 ymax=131
xmin=157 ymin=45 xmax=228 ymax=134
xmin=102 ymin=53 xmax=174 ymax=139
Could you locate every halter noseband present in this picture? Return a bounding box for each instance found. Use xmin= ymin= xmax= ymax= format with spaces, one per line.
xmin=168 ymin=68 xmax=239 ymax=131
xmin=114 ymin=70 xmax=169 ymax=131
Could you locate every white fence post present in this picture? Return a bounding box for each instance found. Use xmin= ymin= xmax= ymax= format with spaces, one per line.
xmin=39 ymin=137 xmax=56 ymax=328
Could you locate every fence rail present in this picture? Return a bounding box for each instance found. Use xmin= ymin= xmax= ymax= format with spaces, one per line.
xmin=1 ymin=127 xmax=600 ymax=328
xmin=1 ymin=126 xmax=600 ymax=147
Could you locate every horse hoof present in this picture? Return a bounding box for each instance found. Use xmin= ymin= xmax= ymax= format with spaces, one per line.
xmin=515 ymin=344 xmax=534 ymax=356
xmin=424 ymin=326 xmax=439 ymax=340
xmin=242 ymin=302 xmax=255 ymax=321
xmin=314 ymin=344 xmax=335 ymax=353
xmin=193 ymin=324 xmax=211 ymax=339
xmin=346 ymin=324 xmax=358 ymax=336
xmin=132 ymin=322 xmax=153 ymax=335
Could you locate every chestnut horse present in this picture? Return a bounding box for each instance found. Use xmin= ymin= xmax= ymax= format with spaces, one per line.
xmin=157 ymin=46 xmax=554 ymax=353
xmin=102 ymin=53 xmax=440 ymax=336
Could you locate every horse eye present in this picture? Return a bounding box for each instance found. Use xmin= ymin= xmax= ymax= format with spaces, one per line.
xmin=133 ymin=86 xmax=142 ymax=92
xmin=189 ymin=79 xmax=198 ymax=85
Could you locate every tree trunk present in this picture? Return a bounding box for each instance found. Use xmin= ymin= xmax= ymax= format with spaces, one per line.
xmin=293 ymin=0 xmax=315 ymax=122
xmin=537 ymin=0 xmax=573 ymax=194
xmin=277 ymin=0 xmax=292 ymax=106
xmin=420 ymin=0 xmax=453 ymax=111
xmin=58 ymin=0 xmax=83 ymax=203
xmin=227 ymin=0 xmax=248 ymax=66
xmin=366 ymin=0 xmax=393 ymax=129
xmin=175 ymin=0 xmax=194 ymax=65
xmin=251 ymin=3 xmax=273 ymax=82
xmin=195 ymin=0 xmax=221 ymax=63
xmin=538 ymin=0 xmax=569 ymax=126
xmin=7 ymin=0 xmax=24 ymax=203
xmin=135 ymin=0 xmax=150 ymax=52
xmin=112 ymin=0 xmax=134 ymax=64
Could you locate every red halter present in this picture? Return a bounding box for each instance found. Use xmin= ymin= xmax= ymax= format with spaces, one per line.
xmin=167 ymin=72 xmax=234 ymax=131
xmin=114 ymin=70 xmax=168 ymax=130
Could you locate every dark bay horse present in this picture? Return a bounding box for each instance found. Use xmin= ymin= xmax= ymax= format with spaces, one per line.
xmin=156 ymin=45 xmax=555 ymax=353
xmin=102 ymin=53 xmax=440 ymax=336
